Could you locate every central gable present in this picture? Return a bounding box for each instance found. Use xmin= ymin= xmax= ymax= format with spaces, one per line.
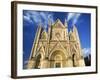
xmin=52 ymin=19 xmax=65 ymax=28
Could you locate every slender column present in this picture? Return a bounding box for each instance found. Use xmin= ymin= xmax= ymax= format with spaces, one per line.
xmin=40 ymin=57 xmax=49 ymax=68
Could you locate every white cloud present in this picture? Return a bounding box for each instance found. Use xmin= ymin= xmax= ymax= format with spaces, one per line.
xmin=23 ymin=11 xmax=54 ymax=29
xmin=82 ymin=48 xmax=91 ymax=57
xmin=23 ymin=13 xmax=33 ymax=23
xmin=72 ymin=14 xmax=81 ymax=25
xmin=67 ymin=13 xmax=75 ymax=21
xmin=67 ymin=13 xmax=81 ymax=25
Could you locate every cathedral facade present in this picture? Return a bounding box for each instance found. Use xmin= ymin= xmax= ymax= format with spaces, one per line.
xmin=27 ymin=19 xmax=85 ymax=69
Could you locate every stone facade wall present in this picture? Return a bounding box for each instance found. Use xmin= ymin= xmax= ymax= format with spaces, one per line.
xmin=27 ymin=19 xmax=85 ymax=69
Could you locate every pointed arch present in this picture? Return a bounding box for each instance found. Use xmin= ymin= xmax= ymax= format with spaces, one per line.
xmin=49 ymin=50 xmax=67 ymax=68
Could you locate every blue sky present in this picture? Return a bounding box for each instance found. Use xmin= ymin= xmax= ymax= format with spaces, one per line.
xmin=23 ymin=10 xmax=91 ymax=68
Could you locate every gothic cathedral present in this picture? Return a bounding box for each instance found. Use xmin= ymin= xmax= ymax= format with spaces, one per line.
xmin=27 ymin=19 xmax=85 ymax=69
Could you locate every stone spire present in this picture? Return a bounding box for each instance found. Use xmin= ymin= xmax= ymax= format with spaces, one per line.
xmin=48 ymin=18 xmax=52 ymax=27
xmin=64 ymin=19 xmax=68 ymax=28
xmin=27 ymin=24 xmax=42 ymax=69
xmin=73 ymin=25 xmax=83 ymax=56
xmin=64 ymin=19 xmax=68 ymax=36
xmin=73 ymin=25 xmax=80 ymax=42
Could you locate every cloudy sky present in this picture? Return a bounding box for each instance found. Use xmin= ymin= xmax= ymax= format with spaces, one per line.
xmin=23 ymin=10 xmax=91 ymax=68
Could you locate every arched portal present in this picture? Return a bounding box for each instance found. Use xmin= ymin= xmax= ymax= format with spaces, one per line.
xmin=49 ymin=50 xmax=67 ymax=68
xmin=72 ymin=54 xmax=75 ymax=67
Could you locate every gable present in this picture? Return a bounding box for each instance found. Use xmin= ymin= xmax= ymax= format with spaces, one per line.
xmin=52 ymin=19 xmax=65 ymax=28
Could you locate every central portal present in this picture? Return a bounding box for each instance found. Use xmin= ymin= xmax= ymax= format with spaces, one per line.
xmin=49 ymin=50 xmax=67 ymax=68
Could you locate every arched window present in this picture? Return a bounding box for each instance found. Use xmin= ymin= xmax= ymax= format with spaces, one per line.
xmin=69 ymin=34 xmax=74 ymax=41
xmin=55 ymin=32 xmax=60 ymax=38
xmin=41 ymin=31 xmax=47 ymax=40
